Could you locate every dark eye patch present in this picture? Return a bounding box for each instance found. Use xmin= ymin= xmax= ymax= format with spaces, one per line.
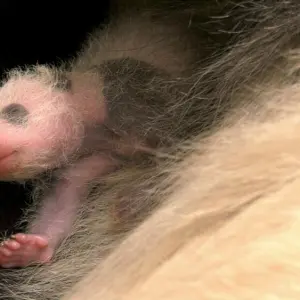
xmin=1 ymin=103 xmax=29 ymax=125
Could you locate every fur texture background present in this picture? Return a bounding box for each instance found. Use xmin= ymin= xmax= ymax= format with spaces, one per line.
xmin=2 ymin=0 xmax=300 ymax=299
xmin=64 ymin=56 xmax=300 ymax=300
xmin=62 ymin=1 xmax=300 ymax=299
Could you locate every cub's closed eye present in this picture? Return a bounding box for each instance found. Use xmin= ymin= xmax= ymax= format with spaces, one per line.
xmin=1 ymin=103 xmax=29 ymax=125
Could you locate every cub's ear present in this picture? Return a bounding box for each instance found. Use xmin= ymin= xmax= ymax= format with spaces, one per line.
xmin=96 ymin=57 xmax=169 ymax=116
xmin=92 ymin=57 xmax=173 ymax=144
xmin=53 ymin=71 xmax=72 ymax=91
xmin=35 ymin=65 xmax=72 ymax=92
xmin=98 ymin=57 xmax=167 ymax=87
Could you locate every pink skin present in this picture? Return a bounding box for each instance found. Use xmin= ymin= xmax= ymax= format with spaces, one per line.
xmin=0 ymin=75 xmax=112 ymax=267
xmin=0 ymin=76 xmax=105 ymax=180
xmin=0 ymin=154 xmax=114 ymax=268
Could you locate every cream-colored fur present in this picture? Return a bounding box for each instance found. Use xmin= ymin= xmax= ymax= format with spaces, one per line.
xmin=60 ymin=2 xmax=300 ymax=299
xmin=63 ymin=72 xmax=300 ymax=300
xmin=3 ymin=1 xmax=300 ymax=299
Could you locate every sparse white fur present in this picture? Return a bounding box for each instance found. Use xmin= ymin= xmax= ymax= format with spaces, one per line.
xmin=4 ymin=1 xmax=300 ymax=299
xmin=0 ymin=6 xmax=210 ymax=299
xmin=0 ymin=67 xmax=84 ymax=179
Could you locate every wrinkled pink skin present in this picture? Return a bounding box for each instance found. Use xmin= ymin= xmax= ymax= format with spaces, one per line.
xmin=0 ymin=77 xmax=113 ymax=268
xmin=0 ymin=155 xmax=114 ymax=268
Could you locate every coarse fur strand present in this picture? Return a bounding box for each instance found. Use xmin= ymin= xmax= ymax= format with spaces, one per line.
xmin=64 ymin=84 xmax=300 ymax=299
xmin=3 ymin=0 xmax=300 ymax=299
xmin=0 ymin=3 xmax=229 ymax=299
xmin=59 ymin=1 xmax=300 ymax=299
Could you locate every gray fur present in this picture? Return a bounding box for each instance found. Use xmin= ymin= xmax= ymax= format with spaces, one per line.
xmin=0 ymin=5 xmax=224 ymax=300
